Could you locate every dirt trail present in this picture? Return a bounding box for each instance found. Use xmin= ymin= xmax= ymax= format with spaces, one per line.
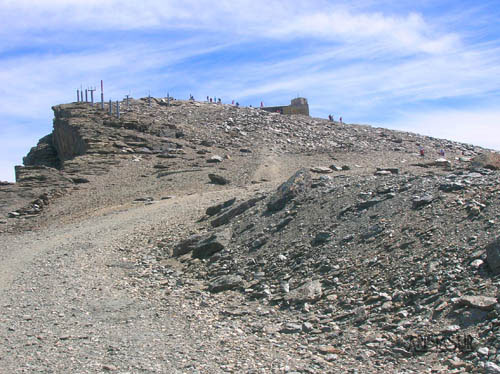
xmin=0 ymin=146 xmax=327 ymax=373
xmin=1 ymin=186 xmax=290 ymax=373
xmin=251 ymin=149 xmax=292 ymax=184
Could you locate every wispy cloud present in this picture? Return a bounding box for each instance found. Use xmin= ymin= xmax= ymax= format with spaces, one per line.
xmin=0 ymin=0 xmax=499 ymax=181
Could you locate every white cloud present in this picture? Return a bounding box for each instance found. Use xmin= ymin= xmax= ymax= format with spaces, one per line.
xmin=1 ymin=0 xmax=499 ymax=182
xmin=1 ymin=1 xmax=460 ymax=55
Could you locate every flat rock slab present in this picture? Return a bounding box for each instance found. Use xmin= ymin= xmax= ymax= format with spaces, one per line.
xmin=412 ymin=194 xmax=434 ymax=209
xmin=267 ymin=168 xmax=311 ymax=212
xmin=207 ymin=155 xmax=223 ymax=163
xmin=208 ymin=275 xmax=243 ymax=293
xmin=208 ymin=173 xmax=230 ymax=185
xmin=206 ymin=197 xmax=236 ymax=216
xmin=458 ymin=295 xmax=497 ymax=311
xmin=211 ymin=196 xmax=264 ymax=227
xmin=173 ymin=229 xmax=231 ymax=258
xmin=310 ymin=166 xmax=332 ymax=174
xmin=285 ymin=280 xmax=322 ymax=304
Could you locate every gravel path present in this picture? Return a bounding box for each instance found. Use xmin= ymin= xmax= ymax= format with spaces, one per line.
xmin=2 ymin=169 xmax=343 ymax=374
xmin=0 ymin=187 xmax=297 ymax=373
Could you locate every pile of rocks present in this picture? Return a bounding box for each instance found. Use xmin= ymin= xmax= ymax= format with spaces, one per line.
xmin=154 ymin=162 xmax=500 ymax=371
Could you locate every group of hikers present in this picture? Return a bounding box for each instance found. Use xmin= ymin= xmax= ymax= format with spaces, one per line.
xmin=199 ymin=95 xmax=239 ymax=107
xmin=328 ymin=114 xmax=342 ymax=124
xmin=205 ymin=96 xmax=222 ymax=104
xmin=419 ymin=147 xmax=446 ymax=157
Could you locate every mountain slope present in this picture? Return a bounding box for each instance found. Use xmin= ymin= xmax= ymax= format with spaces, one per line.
xmin=1 ymin=97 xmax=499 ymax=373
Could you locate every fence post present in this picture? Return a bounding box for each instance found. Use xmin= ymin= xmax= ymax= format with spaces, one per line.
xmin=116 ymin=100 xmax=120 ymax=119
xmin=101 ymin=80 xmax=104 ymax=109
xmin=89 ymin=87 xmax=96 ymax=106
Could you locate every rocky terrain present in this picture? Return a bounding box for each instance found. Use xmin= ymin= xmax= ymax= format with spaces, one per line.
xmin=1 ymin=97 xmax=500 ymax=373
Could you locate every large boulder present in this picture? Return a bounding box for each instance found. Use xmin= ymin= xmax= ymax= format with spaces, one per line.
xmin=412 ymin=194 xmax=434 ymax=209
xmin=192 ymin=230 xmax=231 ymax=259
xmin=471 ymin=152 xmax=500 ymax=170
xmin=267 ymin=169 xmax=311 ymax=212
xmin=208 ymin=275 xmax=244 ymax=293
xmin=206 ymin=198 xmax=236 ymax=216
xmin=211 ymin=196 xmax=264 ymax=227
xmin=208 ymin=174 xmax=230 ymax=185
xmin=285 ymin=280 xmax=323 ymax=304
xmin=173 ymin=229 xmax=231 ymax=258
xmin=458 ymin=295 xmax=497 ymax=311
xmin=172 ymin=233 xmax=206 ymax=257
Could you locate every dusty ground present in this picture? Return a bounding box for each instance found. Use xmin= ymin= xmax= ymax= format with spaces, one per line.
xmin=1 ymin=99 xmax=498 ymax=373
xmin=1 ymin=151 xmax=339 ymax=373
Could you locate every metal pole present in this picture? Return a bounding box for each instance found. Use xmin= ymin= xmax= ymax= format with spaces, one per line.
xmin=89 ymin=88 xmax=96 ymax=106
xmin=109 ymin=99 xmax=112 ymax=115
xmin=101 ymin=80 xmax=104 ymax=109
xmin=116 ymin=101 xmax=120 ymax=119
xmin=77 ymin=90 xmax=80 ymax=102
xmin=167 ymin=92 xmax=170 ymax=107
xmin=148 ymin=91 xmax=151 ymax=107
xmin=125 ymin=94 xmax=130 ymax=110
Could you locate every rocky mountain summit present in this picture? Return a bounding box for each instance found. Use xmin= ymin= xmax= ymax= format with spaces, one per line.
xmin=1 ymin=97 xmax=500 ymax=373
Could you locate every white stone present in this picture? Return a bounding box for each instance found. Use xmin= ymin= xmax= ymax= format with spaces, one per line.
xmin=471 ymin=259 xmax=484 ymax=268
xmin=479 ymin=347 xmax=490 ymax=356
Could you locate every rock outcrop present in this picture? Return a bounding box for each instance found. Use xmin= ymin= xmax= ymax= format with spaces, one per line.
xmin=23 ymin=134 xmax=60 ymax=168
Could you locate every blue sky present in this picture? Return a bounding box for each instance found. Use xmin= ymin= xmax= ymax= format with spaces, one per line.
xmin=1 ymin=0 xmax=499 ymax=181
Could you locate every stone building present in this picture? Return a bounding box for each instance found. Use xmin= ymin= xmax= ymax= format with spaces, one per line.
xmin=261 ymin=97 xmax=309 ymax=116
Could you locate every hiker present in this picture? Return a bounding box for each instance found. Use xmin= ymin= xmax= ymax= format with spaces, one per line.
xmin=439 ymin=149 xmax=445 ymax=157
xmin=236 ymin=102 xmax=239 ymax=107
xmin=420 ymin=147 xmax=425 ymax=157
xmin=339 ymin=116 xmax=342 ymax=124
xmin=207 ymin=96 xmax=209 ymax=102
xmin=218 ymin=98 xmax=221 ymax=104
xmin=232 ymin=100 xmax=235 ymax=105
xmin=260 ymin=101 xmax=263 ymax=108
xmin=328 ymin=114 xmax=332 ymax=122
xmin=210 ymin=98 xmax=212 ymax=103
